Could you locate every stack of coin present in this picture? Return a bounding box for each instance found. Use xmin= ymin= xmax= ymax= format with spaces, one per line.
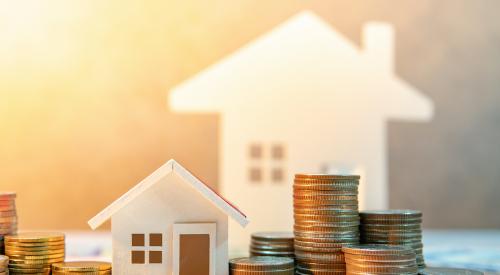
xmin=359 ymin=210 xmax=425 ymax=268
xmin=293 ymin=174 xmax=360 ymax=274
xmin=0 ymin=255 xmax=8 ymax=275
xmin=250 ymin=232 xmax=294 ymax=258
xmin=0 ymin=192 xmax=18 ymax=254
xmin=342 ymin=244 xmax=418 ymax=275
xmin=229 ymin=256 xmax=294 ymax=275
xmin=5 ymin=232 xmax=65 ymax=274
xmin=52 ymin=261 xmax=111 ymax=274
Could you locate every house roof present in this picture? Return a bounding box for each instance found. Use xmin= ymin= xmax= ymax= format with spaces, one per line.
xmin=169 ymin=10 xmax=433 ymax=121
xmin=88 ymin=159 xmax=249 ymax=229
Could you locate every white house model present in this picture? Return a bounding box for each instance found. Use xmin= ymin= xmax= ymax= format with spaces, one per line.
xmin=169 ymin=11 xmax=434 ymax=254
xmin=88 ymin=159 xmax=249 ymax=275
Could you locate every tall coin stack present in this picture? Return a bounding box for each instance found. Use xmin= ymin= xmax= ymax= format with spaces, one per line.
xmin=250 ymin=232 xmax=294 ymax=259
xmin=52 ymin=261 xmax=112 ymax=274
xmin=293 ymin=174 xmax=360 ymax=274
xmin=0 ymin=192 xmax=18 ymax=254
xmin=0 ymin=255 xmax=8 ymax=275
xmin=5 ymin=232 xmax=65 ymax=275
xmin=342 ymin=244 xmax=418 ymax=275
xmin=229 ymin=256 xmax=295 ymax=275
xmin=359 ymin=210 xmax=425 ymax=269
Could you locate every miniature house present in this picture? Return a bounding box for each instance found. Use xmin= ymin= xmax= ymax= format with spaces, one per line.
xmin=169 ymin=10 xmax=434 ymax=254
xmin=88 ymin=159 xmax=249 ymax=275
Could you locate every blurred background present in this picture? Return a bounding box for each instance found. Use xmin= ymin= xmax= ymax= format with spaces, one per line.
xmin=1 ymin=0 xmax=500 ymax=262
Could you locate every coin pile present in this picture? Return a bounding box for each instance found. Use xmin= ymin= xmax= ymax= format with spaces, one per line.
xmin=0 ymin=192 xmax=18 ymax=254
xmin=4 ymin=232 xmax=65 ymax=275
xmin=293 ymin=174 xmax=360 ymax=274
xmin=250 ymin=232 xmax=294 ymax=259
xmin=419 ymin=267 xmax=484 ymax=275
xmin=359 ymin=210 xmax=425 ymax=268
xmin=229 ymin=256 xmax=295 ymax=275
xmin=52 ymin=261 xmax=111 ymax=274
xmin=0 ymin=255 xmax=8 ymax=275
xmin=342 ymin=244 xmax=418 ymax=275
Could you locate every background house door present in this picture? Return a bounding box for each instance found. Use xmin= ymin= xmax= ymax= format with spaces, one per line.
xmin=173 ymin=223 xmax=216 ymax=275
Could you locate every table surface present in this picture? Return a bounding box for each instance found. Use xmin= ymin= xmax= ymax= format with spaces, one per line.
xmin=61 ymin=229 xmax=500 ymax=274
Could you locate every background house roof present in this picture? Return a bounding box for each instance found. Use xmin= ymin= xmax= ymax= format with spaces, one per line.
xmin=169 ymin=10 xmax=433 ymax=121
xmin=87 ymin=159 xmax=249 ymax=229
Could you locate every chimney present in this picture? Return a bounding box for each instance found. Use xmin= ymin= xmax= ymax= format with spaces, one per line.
xmin=363 ymin=22 xmax=394 ymax=72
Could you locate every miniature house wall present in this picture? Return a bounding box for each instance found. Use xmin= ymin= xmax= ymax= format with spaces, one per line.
xmin=88 ymin=160 xmax=248 ymax=275
xmin=169 ymin=10 xmax=434 ymax=254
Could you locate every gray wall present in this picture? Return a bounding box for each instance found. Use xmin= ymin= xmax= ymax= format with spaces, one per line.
xmin=305 ymin=0 xmax=500 ymax=228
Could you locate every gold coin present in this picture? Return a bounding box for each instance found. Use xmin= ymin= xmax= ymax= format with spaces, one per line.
xmin=52 ymin=261 xmax=111 ymax=272
xmin=295 ymin=174 xmax=360 ymax=180
xmin=342 ymin=244 xmax=415 ymax=256
xmin=4 ymin=240 xmax=65 ymax=247
xmin=0 ymin=211 xmax=16 ymax=218
xmin=360 ymin=209 xmax=421 ymax=218
xmin=5 ymin=232 xmax=65 ymax=243
xmin=8 ymin=257 xmax=64 ymax=264
xmin=250 ymin=245 xmax=293 ymax=252
xmin=229 ymin=256 xmax=294 ymax=271
xmin=6 ymin=253 xmax=65 ymax=260
xmin=5 ymin=244 xmax=65 ymax=252
xmin=251 ymin=232 xmax=294 ymax=242
xmin=5 ymin=249 xmax=65 ymax=256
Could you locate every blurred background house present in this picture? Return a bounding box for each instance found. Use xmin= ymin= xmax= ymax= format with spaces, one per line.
xmin=1 ymin=0 xmax=499 ymax=232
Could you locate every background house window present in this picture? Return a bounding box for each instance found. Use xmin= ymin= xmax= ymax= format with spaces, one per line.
xmin=250 ymin=144 xmax=263 ymax=159
xmin=271 ymin=144 xmax=284 ymax=160
xmin=131 ymin=233 xmax=163 ymax=264
xmin=271 ymin=168 xmax=284 ymax=182
xmin=249 ymin=167 xmax=262 ymax=182
xmin=248 ymin=143 xmax=286 ymax=183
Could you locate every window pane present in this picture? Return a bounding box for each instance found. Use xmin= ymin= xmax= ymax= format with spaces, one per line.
xmin=132 ymin=234 xmax=145 ymax=246
xmin=249 ymin=144 xmax=262 ymax=159
xmin=149 ymin=251 xmax=162 ymax=264
xmin=150 ymin=233 xmax=162 ymax=246
xmin=271 ymin=144 xmax=285 ymax=160
xmin=272 ymin=168 xmax=284 ymax=182
xmin=249 ymin=167 xmax=262 ymax=182
xmin=131 ymin=250 xmax=145 ymax=264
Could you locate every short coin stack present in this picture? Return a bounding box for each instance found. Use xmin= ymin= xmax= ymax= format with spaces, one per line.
xmin=5 ymin=232 xmax=65 ymax=275
xmin=359 ymin=210 xmax=425 ymax=268
xmin=250 ymin=232 xmax=294 ymax=259
xmin=293 ymin=174 xmax=360 ymax=274
xmin=0 ymin=192 xmax=18 ymax=254
xmin=0 ymin=255 xmax=8 ymax=275
xmin=52 ymin=261 xmax=112 ymax=274
xmin=229 ymin=256 xmax=295 ymax=275
xmin=342 ymin=244 xmax=418 ymax=275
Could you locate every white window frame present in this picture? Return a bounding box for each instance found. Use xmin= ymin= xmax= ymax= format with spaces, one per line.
xmin=172 ymin=223 xmax=216 ymax=275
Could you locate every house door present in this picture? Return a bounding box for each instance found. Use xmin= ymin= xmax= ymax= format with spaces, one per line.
xmin=173 ymin=223 xmax=216 ymax=275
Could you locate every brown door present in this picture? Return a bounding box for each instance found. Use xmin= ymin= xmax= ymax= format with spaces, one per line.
xmin=179 ymin=234 xmax=210 ymax=275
